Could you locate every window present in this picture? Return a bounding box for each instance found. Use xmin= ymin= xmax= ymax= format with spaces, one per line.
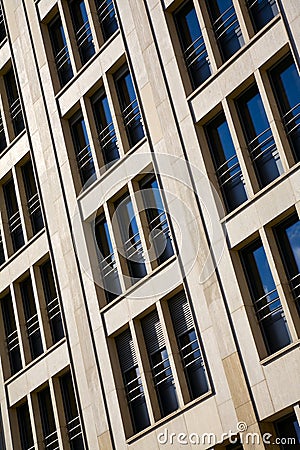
xmin=0 ymin=2 xmax=6 ymax=44
xmin=115 ymin=193 xmax=147 ymax=282
xmin=95 ymin=214 xmax=122 ymax=302
xmin=247 ymin=0 xmax=278 ymax=33
xmin=0 ymin=231 xmax=5 ymax=266
xmin=21 ymin=160 xmax=44 ymax=235
xmin=38 ymin=387 xmax=59 ymax=449
xmin=0 ymin=112 xmax=7 ymax=152
xmin=174 ymin=1 xmax=211 ymax=89
xmin=206 ymin=0 xmax=244 ymax=62
xmin=241 ymin=239 xmax=291 ymax=354
xmin=3 ymin=177 xmax=25 ymax=252
xmin=1 ymin=293 xmax=22 ymax=375
xmin=275 ymin=215 xmax=300 ymax=315
xmin=237 ymin=85 xmax=282 ymax=187
xmin=116 ymin=329 xmax=150 ymax=433
xmin=275 ymin=413 xmax=300 ymax=449
xmin=4 ymin=68 xmax=25 ymax=137
xmin=17 ymin=402 xmax=34 ymax=450
xmin=70 ymin=112 xmax=96 ymax=186
xmin=60 ymin=372 xmax=84 ymax=450
xmin=269 ymin=55 xmax=300 ymax=162
xmin=49 ymin=15 xmax=74 ymax=87
xmin=115 ymin=67 xmax=144 ymax=148
xmin=95 ymin=0 xmax=118 ymax=41
xmin=20 ymin=277 xmax=43 ymax=360
xmin=168 ymin=292 xmax=209 ymax=399
xmin=142 ymin=310 xmax=178 ymax=417
xmin=40 ymin=260 xmax=64 ymax=343
xmin=140 ymin=176 xmax=174 ymax=265
xmin=92 ymin=89 xmax=119 ymax=166
xmin=69 ymin=0 xmax=95 ymax=65
xmin=205 ymin=113 xmax=247 ymax=212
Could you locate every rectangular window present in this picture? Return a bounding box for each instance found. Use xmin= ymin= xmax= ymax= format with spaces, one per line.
xmin=237 ymin=85 xmax=282 ymax=187
xmin=3 ymin=178 xmax=25 ymax=252
xmin=275 ymin=215 xmax=300 ymax=315
xmin=60 ymin=372 xmax=84 ymax=450
xmin=1 ymin=293 xmax=22 ymax=375
xmin=95 ymin=0 xmax=118 ymax=41
xmin=70 ymin=112 xmax=96 ymax=186
xmin=20 ymin=277 xmax=43 ymax=360
xmin=40 ymin=259 xmax=64 ymax=343
xmin=0 ymin=3 xmax=6 ymax=44
xmin=4 ymin=68 xmax=25 ymax=137
xmin=69 ymin=0 xmax=95 ymax=65
xmin=275 ymin=413 xmax=300 ymax=449
xmin=116 ymin=328 xmax=150 ymax=434
xmin=241 ymin=239 xmax=291 ymax=354
xmin=49 ymin=15 xmax=74 ymax=87
xmin=115 ymin=67 xmax=144 ymax=148
xmin=38 ymin=387 xmax=59 ymax=449
xmin=168 ymin=292 xmax=209 ymax=400
xmin=140 ymin=176 xmax=174 ymax=265
xmin=269 ymin=55 xmax=300 ymax=162
xmin=21 ymin=160 xmax=44 ymax=235
xmin=174 ymin=1 xmax=211 ymax=89
xmin=115 ymin=194 xmax=147 ymax=282
xmin=205 ymin=113 xmax=247 ymax=212
xmin=0 ymin=231 xmax=5 ymax=266
xmin=95 ymin=214 xmax=122 ymax=302
xmin=92 ymin=89 xmax=119 ymax=166
xmin=141 ymin=310 xmax=178 ymax=417
xmin=206 ymin=0 xmax=244 ymax=61
xmin=17 ymin=402 xmax=34 ymax=450
xmin=0 ymin=112 xmax=7 ymax=152
xmin=247 ymin=0 xmax=278 ymax=33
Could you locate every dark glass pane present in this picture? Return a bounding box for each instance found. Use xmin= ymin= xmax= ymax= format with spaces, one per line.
xmin=96 ymin=0 xmax=118 ymax=40
xmin=0 ymin=113 xmax=7 ymax=152
xmin=0 ymin=231 xmax=5 ymax=265
xmin=38 ymin=387 xmax=58 ymax=446
xmin=92 ymin=91 xmax=119 ymax=165
xmin=151 ymin=348 xmax=178 ymax=416
xmin=175 ymin=1 xmax=211 ymax=89
xmin=237 ymin=85 xmax=282 ymax=187
xmin=60 ymin=372 xmax=84 ymax=450
xmin=247 ymin=0 xmax=278 ymax=32
xmin=206 ymin=113 xmax=247 ymax=212
xmin=270 ymin=55 xmax=300 ymax=161
xmin=206 ymin=0 xmax=244 ymax=61
xmin=115 ymin=68 xmax=144 ymax=147
xmin=95 ymin=216 xmax=122 ymax=301
xmin=275 ymin=414 xmax=300 ymax=449
xmin=20 ymin=277 xmax=43 ymax=359
xmin=140 ymin=177 xmax=174 ymax=264
xmin=70 ymin=0 xmax=95 ymax=65
xmin=1 ymin=294 xmax=22 ymax=374
xmin=4 ymin=69 xmax=25 ymax=136
xmin=115 ymin=195 xmax=147 ymax=281
xmin=3 ymin=178 xmax=25 ymax=252
xmin=0 ymin=3 xmax=6 ymax=43
xmin=276 ymin=215 xmax=300 ymax=315
xmin=70 ymin=113 xmax=96 ymax=186
xmin=17 ymin=403 xmax=34 ymax=450
xmin=22 ymin=160 xmax=44 ymax=234
xmin=241 ymin=240 xmax=291 ymax=354
xmin=49 ymin=15 xmax=73 ymax=87
xmin=41 ymin=260 xmax=64 ymax=343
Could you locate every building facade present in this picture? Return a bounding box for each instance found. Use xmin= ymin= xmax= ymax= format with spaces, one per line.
xmin=0 ymin=0 xmax=299 ymax=449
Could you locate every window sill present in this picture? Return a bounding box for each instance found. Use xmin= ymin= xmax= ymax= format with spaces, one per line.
xmin=260 ymin=339 xmax=300 ymax=366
